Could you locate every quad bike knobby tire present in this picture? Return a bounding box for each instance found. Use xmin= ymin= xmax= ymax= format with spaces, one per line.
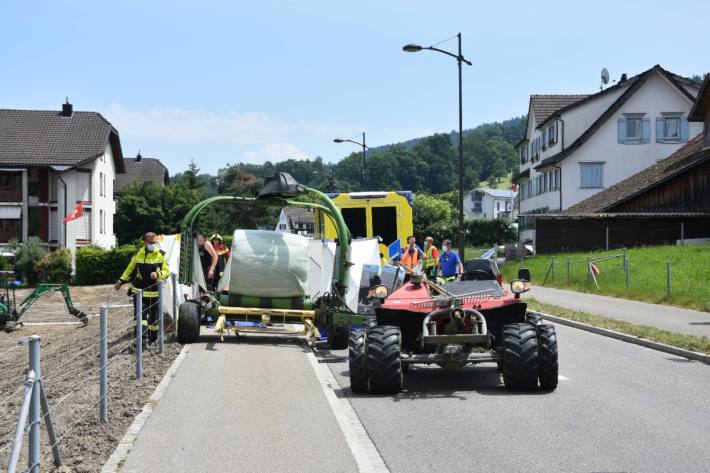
xmin=502 ymin=322 xmax=540 ymax=391
xmin=328 ymin=324 xmax=350 ymax=350
xmin=177 ymin=301 xmax=201 ymax=344
xmin=366 ymin=325 xmax=403 ymax=394
xmin=348 ymin=330 xmax=368 ymax=393
xmin=537 ymin=324 xmax=559 ymax=391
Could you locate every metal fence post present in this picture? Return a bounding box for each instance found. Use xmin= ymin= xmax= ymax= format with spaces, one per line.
xmin=605 ymin=226 xmax=609 ymax=250
xmin=566 ymin=256 xmax=570 ymax=285
xmin=171 ymin=272 xmax=178 ymax=335
xmin=550 ymin=256 xmax=555 ymax=281
xmin=586 ymin=256 xmax=591 ymax=284
xmin=134 ymin=291 xmax=143 ymax=379
xmin=28 ymin=335 xmax=41 ymax=473
xmin=680 ymin=221 xmax=685 ymax=246
xmin=100 ymin=306 xmax=108 ymax=423
xmin=625 ymin=258 xmax=630 ymax=289
xmin=622 ymin=248 xmax=627 ymax=268
xmin=666 ymin=257 xmax=671 ymax=295
xmin=158 ymin=281 xmax=165 ymax=354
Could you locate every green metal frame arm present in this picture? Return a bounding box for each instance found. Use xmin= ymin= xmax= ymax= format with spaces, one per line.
xmin=17 ymin=284 xmax=75 ymax=318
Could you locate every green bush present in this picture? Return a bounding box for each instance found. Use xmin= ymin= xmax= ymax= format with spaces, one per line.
xmin=35 ymin=249 xmax=72 ymax=283
xmin=462 ymin=218 xmax=517 ymax=247
xmin=12 ymin=237 xmax=47 ymax=285
xmin=75 ymin=244 xmax=138 ymax=285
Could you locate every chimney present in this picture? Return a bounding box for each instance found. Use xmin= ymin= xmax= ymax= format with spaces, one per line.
xmin=61 ymin=97 xmax=73 ymax=117
xmin=620 ymin=73 xmax=628 ymax=82
xmin=136 ymin=151 xmax=142 ymax=163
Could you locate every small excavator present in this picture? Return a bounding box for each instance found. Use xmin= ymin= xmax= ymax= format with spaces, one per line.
xmin=0 ymin=271 xmax=88 ymax=332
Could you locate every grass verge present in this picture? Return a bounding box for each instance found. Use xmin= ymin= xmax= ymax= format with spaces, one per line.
xmin=527 ymin=298 xmax=710 ymax=356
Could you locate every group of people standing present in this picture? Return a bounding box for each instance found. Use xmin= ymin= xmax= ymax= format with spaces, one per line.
xmin=398 ymin=235 xmax=464 ymax=281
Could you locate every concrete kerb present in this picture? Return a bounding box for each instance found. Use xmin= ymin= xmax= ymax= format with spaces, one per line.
xmin=100 ymin=344 xmax=191 ymax=473
xmin=539 ymin=312 xmax=710 ymax=365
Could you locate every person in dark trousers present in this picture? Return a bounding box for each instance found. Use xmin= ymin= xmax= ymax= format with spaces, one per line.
xmin=194 ymin=231 xmax=218 ymax=292
xmin=438 ymin=239 xmax=463 ymax=282
xmin=115 ymin=232 xmax=169 ymax=344
xmin=210 ymin=234 xmax=230 ymax=291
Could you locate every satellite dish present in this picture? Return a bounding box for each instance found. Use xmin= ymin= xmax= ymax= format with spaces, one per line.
xmin=601 ymin=68 xmax=610 ymax=85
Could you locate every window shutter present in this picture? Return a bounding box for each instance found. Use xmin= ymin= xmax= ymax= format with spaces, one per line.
xmin=642 ymin=118 xmax=651 ymax=143
xmin=554 ymin=121 xmax=559 ymax=143
xmin=656 ymin=118 xmax=665 ymax=143
xmin=680 ymin=115 xmax=689 ymax=141
xmin=618 ymin=118 xmax=627 ymax=144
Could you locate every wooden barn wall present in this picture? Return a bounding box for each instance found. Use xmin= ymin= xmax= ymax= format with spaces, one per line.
xmin=536 ymin=217 xmax=710 ymax=253
xmin=612 ymin=159 xmax=710 ymax=213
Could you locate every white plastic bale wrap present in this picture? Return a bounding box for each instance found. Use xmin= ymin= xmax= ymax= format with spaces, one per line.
xmin=229 ymin=229 xmax=309 ymax=298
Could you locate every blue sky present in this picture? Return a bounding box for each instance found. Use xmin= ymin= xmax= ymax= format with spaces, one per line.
xmin=1 ymin=0 xmax=708 ymax=174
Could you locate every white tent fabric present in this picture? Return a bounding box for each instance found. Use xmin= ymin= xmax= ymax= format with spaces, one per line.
xmin=155 ymin=234 xmax=195 ymax=318
xmin=345 ymin=238 xmax=381 ymax=312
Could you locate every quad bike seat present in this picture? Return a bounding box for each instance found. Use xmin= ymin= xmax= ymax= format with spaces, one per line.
xmin=461 ymin=259 xmax=497 ymax=281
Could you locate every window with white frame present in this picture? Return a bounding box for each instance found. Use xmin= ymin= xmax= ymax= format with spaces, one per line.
xmin=664 ymin=116 xmax=680 ymax=140
xmin=99 ymin=172 xmax=103 ymax=197
xmin=99 ymin=209 xmax=104 ymax=234
xmin=626 ymin=117 xmax=642 ymax=141
xmin=580 ymin=163 xmax=604 ymax=188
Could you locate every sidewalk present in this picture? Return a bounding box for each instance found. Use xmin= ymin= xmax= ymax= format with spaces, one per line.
xmin=117 ymin=334 xmax=358 ymax=473
xmin=526 ymin=286 xmax=710 ymax=338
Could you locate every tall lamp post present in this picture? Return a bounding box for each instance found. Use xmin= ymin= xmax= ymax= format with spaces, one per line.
xmin=333 ymin=132 xmax=368 ymax=190
xmin=403 ymin=33 xmax=472 ymax=261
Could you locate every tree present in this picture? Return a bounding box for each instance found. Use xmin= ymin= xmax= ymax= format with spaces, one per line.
xmin=412 ymin=194 xmax=456 ymax=243
xmin=413 ymin=134 xmax=455 ymax=194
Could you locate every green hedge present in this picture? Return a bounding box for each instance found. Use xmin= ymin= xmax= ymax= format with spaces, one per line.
xmin=415 ymin=218 xmax=517 ymax=249
xmin=75 ymin=245 xmax=139 ymax=285
xmin=35 ymin=249 xmax=72 ymax=284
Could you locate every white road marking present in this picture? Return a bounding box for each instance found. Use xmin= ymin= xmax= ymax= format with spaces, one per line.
xmin=558 ymin=374 xmax=570 ymax=381
xmin=305 ymin=349 xmax=390 ymax=473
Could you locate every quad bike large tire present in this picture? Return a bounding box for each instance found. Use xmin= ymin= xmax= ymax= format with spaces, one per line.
xmin=177 ymin=301 xmax=201 ymax=344
xmin=537 ymin=323 xmax=559 ymax=391
xmin=328 ymin=324 xmax=350 ymax=350
xmin=366 ymin=325 xmax=403 ymax=394
xmin=348 ymin=330 xmax=368 ymax=394
xmin=502 ymin=322 xmax=540 ymax=391
xmin=526 ymin=311 xmax=543 ymax=326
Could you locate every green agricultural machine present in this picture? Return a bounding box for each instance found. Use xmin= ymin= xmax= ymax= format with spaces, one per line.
xmin=176 ymin=173 xmax=376 ymax=348
xmin=0 ymin=271 xmax=89 ymax=331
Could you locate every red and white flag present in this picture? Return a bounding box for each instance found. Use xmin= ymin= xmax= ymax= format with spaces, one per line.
xmin=63 ymin=202 xmax=84 ymax=224
xmin=590 ymin=262 xmax=600 ymax=276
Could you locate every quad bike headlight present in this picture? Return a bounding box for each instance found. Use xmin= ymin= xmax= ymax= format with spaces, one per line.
xmin=372 ymin=285 xmax=389 ymax=299
xmin=510 ymin=279 xmax=529 ymax=294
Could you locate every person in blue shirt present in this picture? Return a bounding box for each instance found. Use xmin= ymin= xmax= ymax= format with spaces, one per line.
xmin=438 ymin=239 xmax=463 ymax=280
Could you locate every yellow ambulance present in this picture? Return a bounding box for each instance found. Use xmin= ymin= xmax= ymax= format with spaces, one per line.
xmin=314 ymin=191 xmax=414 ymax=262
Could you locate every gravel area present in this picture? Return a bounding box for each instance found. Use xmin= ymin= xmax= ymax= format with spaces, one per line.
xmin=0 ymin=284 xmax=181 ymax=472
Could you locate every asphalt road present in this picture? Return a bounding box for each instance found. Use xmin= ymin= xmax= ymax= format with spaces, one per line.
xmin=119 ymin=323 xmax=710 ymax=473
xmin=324 ymin=322 xmax=710 ymax=473
xmin=527 ymin=286 xmax=710 ymax=337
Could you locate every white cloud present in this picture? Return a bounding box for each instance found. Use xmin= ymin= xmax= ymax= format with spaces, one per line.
xmin=243 ymin=143 xmax=309 ymax=163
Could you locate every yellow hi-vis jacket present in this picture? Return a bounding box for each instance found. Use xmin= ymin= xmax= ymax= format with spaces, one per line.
xmin=118 ymin=246 xmax=169 ymax=298
xmin=424 ymin=245 xmax=439 ymax=269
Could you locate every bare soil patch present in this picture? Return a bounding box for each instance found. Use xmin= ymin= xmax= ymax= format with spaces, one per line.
xmin=0 ymin=284 xmax=181 ymax=472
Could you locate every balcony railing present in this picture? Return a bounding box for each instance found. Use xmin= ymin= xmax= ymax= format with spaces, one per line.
xmin=0 ymin=189 xmax=22 ymax=202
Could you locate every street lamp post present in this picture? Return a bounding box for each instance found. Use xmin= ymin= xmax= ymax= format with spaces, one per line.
xmin=403 ymin=33 xmax=472 ymax=261
xmin=333 ymin=133 xmax=368 ymax=190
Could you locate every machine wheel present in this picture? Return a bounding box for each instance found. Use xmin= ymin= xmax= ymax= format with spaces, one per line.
xmin=537 ymin=324 xmax=559 ymax=391
xmin=348 ymin=330 xmax=368 ymax=394
xmin=366 ymin=325 xmax=403 ymax=394
xmin=502 ymin=322 xmax=539 ymax=391
xmin=328 ymin=324 xmax=350 ymax=350
xmin=177 ymin=302 xmax=201 ymax=344
xmin=526 ymin=311 xmax=543 ymax=325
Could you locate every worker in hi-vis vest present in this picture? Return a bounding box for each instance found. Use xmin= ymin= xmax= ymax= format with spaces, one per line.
xmin=400 ymin=235 xmax=426 ymax=280
xmin=115 ymin=232 xmax=169 ymax=344
xmin=423 ymin=236 xmax=439 ymax=278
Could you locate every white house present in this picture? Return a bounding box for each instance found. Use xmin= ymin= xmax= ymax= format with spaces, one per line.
xmin=463 ymin=188 xmax=515 ymax=220
xmin=276 ymin=207 xmax=315 ymax=237
xmin=0 ymin=101 xmax=125 ymax=252
xmin=514 ymin=65 xmax=702 ymax=245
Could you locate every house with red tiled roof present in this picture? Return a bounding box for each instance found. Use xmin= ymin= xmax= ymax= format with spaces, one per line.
xmin=513 ymin=65 xmax=703 ymax=247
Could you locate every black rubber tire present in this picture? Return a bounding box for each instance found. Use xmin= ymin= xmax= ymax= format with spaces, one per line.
xmin=328 ymin=324 xmax=350 ymax=350
xmin=526 ymin=311 xmax=543 ymax=326
xmin=177 ymin=302 xmax=201 ymax=344
xmin=348 ymin=330 xmax=368 ymax=394
xmin=502 ymin=322 xmax=540 ymax=391
xmin=366 ymin=325 xmax=403 ymax=394
xmin=538 ymin=324 xmax=559 ymax=391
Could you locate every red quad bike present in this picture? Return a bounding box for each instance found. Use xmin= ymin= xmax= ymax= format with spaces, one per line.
xmin=348 ymin=259 xmax=559 ymax=394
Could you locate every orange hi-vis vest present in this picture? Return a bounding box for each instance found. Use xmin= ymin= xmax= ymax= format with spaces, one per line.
xmin=400 ymin=246 xmax=420 ymax=270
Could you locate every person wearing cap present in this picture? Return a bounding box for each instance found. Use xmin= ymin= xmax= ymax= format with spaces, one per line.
xmin=211 ymin=234 xmax=230 ymax=291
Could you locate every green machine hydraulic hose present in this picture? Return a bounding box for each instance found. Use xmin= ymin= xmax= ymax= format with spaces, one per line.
xmin=178 ymin=188 xmax=351 ymax=294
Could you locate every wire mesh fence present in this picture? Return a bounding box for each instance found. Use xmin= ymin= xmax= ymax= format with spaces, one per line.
xmin=0 ymin=277 xmax=181 ymax=471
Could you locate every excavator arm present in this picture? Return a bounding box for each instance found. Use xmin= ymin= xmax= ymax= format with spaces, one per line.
xmin=16 ymin=284 xmax=89 ymax=326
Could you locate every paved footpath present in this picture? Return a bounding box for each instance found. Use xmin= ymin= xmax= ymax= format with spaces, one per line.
xmin=527 ymin=286 xmax=710 ymax=337
xmin=119 ymin=333 xmax=359 ymax=473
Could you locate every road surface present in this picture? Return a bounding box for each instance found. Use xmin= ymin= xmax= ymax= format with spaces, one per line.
xmin=120 ymin=323 xmax=710 ymax=473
